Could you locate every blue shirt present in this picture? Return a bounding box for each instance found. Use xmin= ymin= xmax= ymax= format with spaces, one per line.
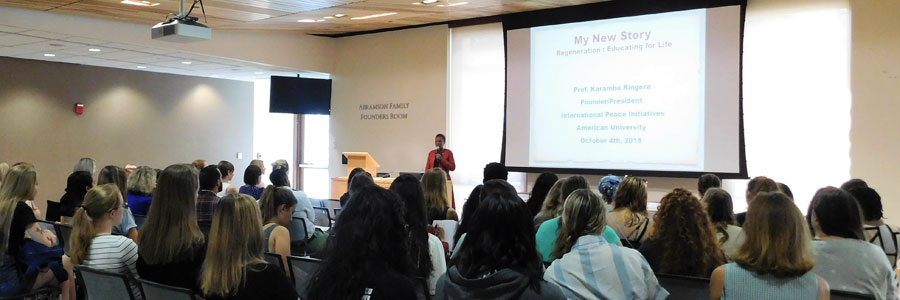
xmin=239 ymin=185 xmax=264 ymax=200
xmin=127 ymin=193 xmax=153 ymax=216
xmin=536 ymin=216 xmax=620 ymax=262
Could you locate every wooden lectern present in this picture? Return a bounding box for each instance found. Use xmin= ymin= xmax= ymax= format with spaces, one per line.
xmin=331 ymin=152 xmax=394 ymax=198
xmin=343 ymin=152 xmax=379 ymax=177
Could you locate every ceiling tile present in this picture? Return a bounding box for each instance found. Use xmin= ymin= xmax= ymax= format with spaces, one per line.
xmin=0 ymin=34 xmax=47 ymax=47
xmin=18 ymin=30 xmax=68 ymax=39
xmin=0 ymin=46 xmax=35 ymax=56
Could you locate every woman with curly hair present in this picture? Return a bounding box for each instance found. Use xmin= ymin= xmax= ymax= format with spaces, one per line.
xmin=638 ymin=188 xmax=725 ymax=277
xmin=306 ymin=186 xmax=417 ymax=300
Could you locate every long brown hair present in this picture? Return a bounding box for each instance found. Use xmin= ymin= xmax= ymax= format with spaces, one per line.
xmin=70 ymin=184 xmax=122 ymax=265
xmin=0 ymin=163 xmax=38 ymax=261
xmin=613 ymin=176 xmax=648 ymax=225
xmin=201 ymin=193 xmax=266 ymax=297
xmin=746 ymin=176 xmax=778 ymax=202
xmin=139 ymin=164 xmax=205 ymax=264
xmin=422 ymin=168 xmax=449 ymax=216
xmin=651 ymin=188 xmax=725 ymax=277
xmin=538 ymin=179 xmax=564 ymax=217
xmin=552 ymin=189 xmax=606 ymax=259
xmin=258 ymin=186 xmax=297 ymax=223
xmin=97 ymin=166 xmax=128 ymax=201
xmin=702 ymin=188 xmax=736 ymax=244
xmin=733 ymin=192 xmax=814 ymax=278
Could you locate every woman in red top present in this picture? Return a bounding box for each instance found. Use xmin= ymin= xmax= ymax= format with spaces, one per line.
xmin=426 ymin=134 xmax=456 ymax=174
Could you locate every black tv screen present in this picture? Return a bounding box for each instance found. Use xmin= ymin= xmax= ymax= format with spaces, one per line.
xmin=269 ymin=76 xmax=332 ymax=115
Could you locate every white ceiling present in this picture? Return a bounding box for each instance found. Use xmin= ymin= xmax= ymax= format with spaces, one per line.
xmin=0 ymin=24 xmax=326 ymax=81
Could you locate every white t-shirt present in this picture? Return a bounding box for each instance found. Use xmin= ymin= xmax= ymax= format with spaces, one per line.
xmin=427 ymin=233 xmax=447 ymax=296
xmin=217 ymin=182 xmax=234 ymax=198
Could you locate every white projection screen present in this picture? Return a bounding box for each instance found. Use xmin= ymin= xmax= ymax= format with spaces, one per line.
xmin=503 ymin=2 xmax=747 ymax=178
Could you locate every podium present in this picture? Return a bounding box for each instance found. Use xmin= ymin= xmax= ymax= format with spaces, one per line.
xmin=329 ymin=152 xmax=454 ymax=204
xmin=331 ymin=152 xmax=394 ymax=198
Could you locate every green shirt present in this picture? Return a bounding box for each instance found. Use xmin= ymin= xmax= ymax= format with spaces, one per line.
xmin=536 ymin=216 xmax=621 ymax=262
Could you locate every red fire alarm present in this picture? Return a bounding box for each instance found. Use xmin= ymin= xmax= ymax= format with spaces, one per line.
xmin=75 ymin=103 xmax=84 ymax=115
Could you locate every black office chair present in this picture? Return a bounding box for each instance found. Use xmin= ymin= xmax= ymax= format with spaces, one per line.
xmin=655 ymin=273 xmax=710 ymax=300
xmin=287 ymin=255 xmax=322 ymax=300
xmin=75 ymin=265 xmax=139 ymax=300
xmin=312 ymin=207 xmax=332 ymax=227
xmin=137 ymin=278 xmax=195 ymax=300
xmin=45 ymin=200 xmax=62 ymax=222
xmin=831 ymin=290 xmax=876 ymax=300
xmin=54 ymin=223 xmax=73 ymax=256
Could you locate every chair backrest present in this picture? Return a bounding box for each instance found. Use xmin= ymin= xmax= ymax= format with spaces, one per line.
xmin=264 ymin=252 xmax=287 ymax=277
xmin=36 ymin=220 xmax=56 ymax=232
xmin=75 ymin=265 xmax=137 ymax=300
xmin=333 ymin=208 xmax=342 ymax=219
xmin=133 ymin=214 xmax=147 ymax=230
xmin=138 ymin=278 xmax=194 ymax=300
xmin=55 ymin=223 xmax=73 ymax=256
xmin=432 ymin=220 xmax=459 ymax=250
xmin=287 ymin=256 xmax=321 ymax=300
xmin=45 ymin=200 xmax=62 ymax=222
xmin=655 ymin=273 xmax=710 ymax=300
xmin=312 ymin=207 xmax=331 ymax=227
xmin=831 ymin=290 xmax=876 ymax=300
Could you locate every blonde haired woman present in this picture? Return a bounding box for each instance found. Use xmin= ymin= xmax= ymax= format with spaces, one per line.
xmin=0 ymin=162 xmax=9 ymax=185
xmin=137 ymin=164 xmax=206 ymax=292
xmin=545 ymin=189 xmax=668 ymax=299
xmin=607 ymin=176 xmax=654 ymax=248
xmin=201 ymin=194 xmax=297 ymax=300
xmin=0 ymin=163 xmax=66 ymax=297
xmin=422 ymin=168 xmax=458 ymax=222
xmin=69 ymin=184 xmax=140 ymax=298
xmin=709 ymin=192 xmax=829 ymax=300
xmin=126 ymin=166 xmax=156 ymax=216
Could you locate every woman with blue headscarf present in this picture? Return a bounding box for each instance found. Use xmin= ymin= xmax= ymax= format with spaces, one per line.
xmin=598 ymin=175 xmax=622 ymax=212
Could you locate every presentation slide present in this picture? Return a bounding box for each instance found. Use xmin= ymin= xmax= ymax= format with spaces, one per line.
xmin=505 ymin=6 xmax=742 ymax=174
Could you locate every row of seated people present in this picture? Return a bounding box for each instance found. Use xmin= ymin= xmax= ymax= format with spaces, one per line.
xmin=1 ymin=158 xmax=897 ymax=300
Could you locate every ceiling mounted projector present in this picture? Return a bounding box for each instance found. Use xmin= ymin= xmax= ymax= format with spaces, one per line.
xmin=151 ymin=0 xmax=211 ymax=42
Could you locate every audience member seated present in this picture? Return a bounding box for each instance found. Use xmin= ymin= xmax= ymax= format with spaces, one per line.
xmin=0 ymin=163 xmax=67 ymax=297
xmin=734 ymin=176 xmax=779 ymax=226
xmin=390 ymin=174 xmax=447 ymax=297
xmin=808 ymin=187 xmax=898 ymax=299
xmin=73 ymin=157 xmax=96 ymax=176
xmin=841 ymin=178 xmax=869 ymax=191
xmin=526 ymin=172 xmax=558 ymax=218
xmin=849 ymin=186 xmax=900 ymax=267
xmin=343 ymin=171 xmax=375 ymax=209
xmin=216 ymin=160 xmax=238 ymax=197
xmin=698 ymin=173 xmax=721 ymax=197
xmin=638 ymin=188 xmax=725 ymax=277
xmin=607 ymin=176 xmax=654 ymax=248
xmin=709 ymin=192 xmax=829 ymax=300
xmin=239 ymin=165 xmax=264 ymax=200
xmin=307 ymin=186 xmax=418 ymax=300
xmin=536 ymin=183 xmax=621 ymax=263
xmin=59 ymin=171 xmax=93 ymax=223
xmin=544 ymin=188 xmax=667 ymax=300
xmin=137 ymin=164 xmax=207 ymax=292
xmin=271 ymin=159 xmax=289 ymax=173
xmin=778 ymin=182 xmax=794 ymax=199
xmin=533 ymin=179 xmax=564 ymax=229
xmin=69 ymin=184 xmax=141 ymax=298
xmin=196 ymin=166 xmax=222 ymax=224
xmin=258 ymin=186 xmax=295 ymax=276
xmin=97 ymin=166 xmax=138 ymax=242
xmin=437 ymin=179 xmax=565 ymax=300
xmin=0 ymin=162 xmax=9 ymax=185
xmin=423 ymin=168 xmax=458 ymax=223
xmin=482 ymin=162 xmax=508 ymax=182
xmin=192 ymin=159 xmax=207 ymax=170
xmin=270 ymin=169 xmax=324 ymax=253
xmin=250 ymin=159 xmax=267 ymax=186
xmin=338 ymin=167 xmax=366 ymax=207
xmin=702 ymin=188 xmax=745 ymax=259
xmin=201 ymin=194 xmax=297 ymax=300
xmin=126 ymin=166 xmax=156 ymax=216
xmin=598 ymin=174 xmax=622 ymax=212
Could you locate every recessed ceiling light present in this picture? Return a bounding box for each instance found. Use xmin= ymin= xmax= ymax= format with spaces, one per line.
xmin=423 ymin=0 xmax=438 ymax=3
xmin=210 ymin=75 xmax=220 ymax=78
xmin=297 ymin=19 xmax=325 ymax=23
xmin=43 ymin=54 xmax=56 ymax=57
xmin=254 ymin=72 xmax=264 ymax=75
xmin=136 ymin=66 xmax=147 ymax=69
xmin=437 ymin=1 xmax=467 ymax=7
xmin=334 ymin=14 xmax=347 ymax=18
xmin=323 ymin=16 xmax=334 ymax=19
xmin=121 ymin=0 xmax=160 ymax=6
xmin=351 ymin=12 xmax=397 ymax=20
xmin=88 ymin=48 xmax=102 ymax=52
xmin=181 ymin=61 xmax=192 ymax=65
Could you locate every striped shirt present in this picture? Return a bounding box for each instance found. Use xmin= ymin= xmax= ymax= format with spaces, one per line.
xmin=723 ymin=263 xmax=817 ymax=300
xmin=544 ymin=234 xmax=669 ymax=300
xmin=82 ymin=234 xmax=141 ymax=299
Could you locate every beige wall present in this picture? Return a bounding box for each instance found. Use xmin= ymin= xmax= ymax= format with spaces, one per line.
xmin=329 ymin=25 xmax=450 ymax=178
xmin=849 ymin=0 xmax=900 ymax=220
xmin=0 ymin=57 xmax=254 ymax=215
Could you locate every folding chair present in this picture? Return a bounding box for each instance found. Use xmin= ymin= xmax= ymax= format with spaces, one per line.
xmin=287 ymin=255 xmax=321 ymax=300
xmin=75 ymin=265 xmax=138 ymax=300
xmin=137 ymin=278 xmax=194 ymax=300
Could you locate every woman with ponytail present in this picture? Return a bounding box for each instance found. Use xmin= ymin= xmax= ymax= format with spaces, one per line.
xmin=0 ymin=163 xmax=66 ymax=297
xmin=69 ymin=184 xmax=141 ymax=298
xmin=258 ymin=185 xmax=296 ymax=276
